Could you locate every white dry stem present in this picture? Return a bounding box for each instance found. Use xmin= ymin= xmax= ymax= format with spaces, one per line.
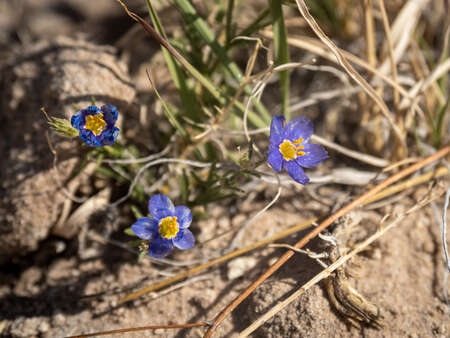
xmin=300 ymin=64 xmax=351 ymax=86
xmin=258 ymin=168 xmax=385 ymax=186
xmin=269 ymin=243 xmax=329 ymax=268
xmin=310 ymin=135 xmax=389 ymax=167
xmin=228 ymin=175 xmax=282 ymax=251
xmin=110 ymin=158 xmax=214 ymax=206
xmin=102 ymin=141 xmax=172 ymax=164
xmin=239 ymin=195 xmax=439 ymax=337
xmin=443 ymin=186 xmax=450 ymax=273
xmin=290 ymin=86 xmax=361 ymax=114
xmin=221 ymin=125 xmax=388 ymax=168
xmin=286 ymin=63 xmax=355 ymax=114
xmin=378 ymin=0 xmax=431 ymax=75
xmin=45 ymin=132 xmax=89 ymax=204
xmin=260 ymin=31 xmax=414 ymax=105
xmin=294 ymin=0 xmax=406 ymax=150
xmin=399 ymin=58 xmax=450 ymax=110
xmin=376 ymin=0 xmax=400 ymax=106
xmin=429 ymin=197 xmax=450 ymax=306
xmin=441 ymin=160 xmax=450 ymax=306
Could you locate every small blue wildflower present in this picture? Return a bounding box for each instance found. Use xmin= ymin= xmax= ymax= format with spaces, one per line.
xmin=267 ymin=115 xmax=328 ymax=185
xmin=131 ymin=194 xmax=195 ymax=258
xmin=71 ymin=104 xmax=119 ymax=146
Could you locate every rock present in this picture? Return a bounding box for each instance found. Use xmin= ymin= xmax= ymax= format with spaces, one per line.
xmin=0 ymin=36 xmax=136 ymax=261
xmin=227 ymin=257 xmax=258 ymax=280
xmin=9 ymin=317 xmax=42 ymax=338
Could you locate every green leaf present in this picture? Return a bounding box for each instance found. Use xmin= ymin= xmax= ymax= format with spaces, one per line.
xmin=124 ymin=227 xmax=137 ymax=237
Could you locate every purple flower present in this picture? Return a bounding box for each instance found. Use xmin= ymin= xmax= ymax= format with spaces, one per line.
xmin=267 ymin=115 xmax=328 ymax=184
xmin=131 ymin=194 xmax=195 ymax=258
xmin=71 ymin=104 xmax=119 ymax=146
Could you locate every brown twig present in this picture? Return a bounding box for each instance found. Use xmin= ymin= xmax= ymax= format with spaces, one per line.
xmin=238 ymin=191 xmax=441 ymax=337
xmin=118 ymin=219 xmax=316 ymax=304
xmin=204 ymin=146 xmax=450 ymax=337
xmin=66 ymin=322 xmax=208 ymax=338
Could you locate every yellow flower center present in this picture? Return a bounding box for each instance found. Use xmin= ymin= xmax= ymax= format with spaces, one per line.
xmin=85 ymin=113 xmax=106 ymax=136
xmin=279 ymin=138 xmax=306 ymax=161
xmin=158 ymin=216 xmax=179 ymax=239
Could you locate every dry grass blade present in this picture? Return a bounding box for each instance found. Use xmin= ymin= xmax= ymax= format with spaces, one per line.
xmin=378 ymin=0 xmax=430 ymax=74
xmin=118 ymin=219 xmax=316 ymax=304
xmin=376 ymin=0 xmax=400 ymax=108
xmin=261 ymin=31 xmax=412 ymax=102
xmin=238 ymin=193 xmax=440 ymax=337
xmin=118 ymin=163 xmax=449 ymax=306
xmin=399 ymin=58 xmax=450 ymax=110
xmin=203 ymin=146 xmax=450 ymax=337
xmin=310 ymin=135 xmax=389 ymax=167
xmin=363 ymin=0 xmax=377 ymax=68
xmin=293 ymin=0 xmax=406 ymax=155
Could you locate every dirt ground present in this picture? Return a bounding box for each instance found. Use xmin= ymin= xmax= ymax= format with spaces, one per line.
xmin=0 ymin=1 xmax=449 ymax=338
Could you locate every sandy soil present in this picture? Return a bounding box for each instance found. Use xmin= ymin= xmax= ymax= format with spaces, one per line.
xmin=0 ymin=1 xmax=449 ymax=338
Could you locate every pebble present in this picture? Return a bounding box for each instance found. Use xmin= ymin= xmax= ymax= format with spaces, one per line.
xmin=39 ymin=320 xmax=50 ymax=333
xmin=52 ymin=313 xmax=66 ymax=326
xmin=227 ymin=257 xmax=258 ymax=280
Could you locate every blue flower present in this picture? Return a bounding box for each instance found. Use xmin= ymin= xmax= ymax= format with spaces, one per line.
xmin=131 ymin=194 xmax=195 ymax=258
xmin=267 ymin=115 xmax=328 ymax=184
xmin=71 ymin=104 xmax=119 ymax=146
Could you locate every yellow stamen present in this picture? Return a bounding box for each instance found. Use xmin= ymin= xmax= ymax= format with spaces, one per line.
xmin=159 ymin=216 xmax=179 ymax=239
xmin=279 ymin=138 xmax=306 ymax=161
xmin=85 ymin=113 xmax=106 ymax=136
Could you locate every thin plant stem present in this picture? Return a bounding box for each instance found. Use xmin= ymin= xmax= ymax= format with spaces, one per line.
xmin=204 ymin=146 xmax=450 ymax=337
xmin=376 ymin=0 xmax=400 ymax=109
xmin=115 ymin=0 xmax=267 ymax=128
xmin=239 ymin=195 xmax=438 ymax=337
xmin=293 ymin=0 xmax=406 ymax=155
xmin=118 ymin=163 xmax=448 ymax=305
xmin=145 ymin=0 xmax=200 ymax=120
xmin=118 ymin=218 xmax=316 ymax=304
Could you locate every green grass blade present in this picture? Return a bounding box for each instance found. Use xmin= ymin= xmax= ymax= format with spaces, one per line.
xmin=269 ymin=0 xmax=290 ymax=120
xmin=147 ymin=71 xmax=189 ymax=140
xmin=235 ymin=8 xmax=271 ymax=41
xmin=115 ymin=0 xmax=267 ymax=128
xmin=433 ymin=100 xmax=449 ymax=148
xmin=173 ymin=0 xmax=271 ymax=123
xmin=225 ymin=0 xmax=235 ymax=46
xmin=145 ymin=0 xmax=201 ymax=121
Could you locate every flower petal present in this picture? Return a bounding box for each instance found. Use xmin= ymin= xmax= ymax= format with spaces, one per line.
xmin=99 ymin=127 xmax=119 ymax=146
xmin=148 ymin=194 xmax=175 ymax=220
xmin=131 ymin=217 xmax=159 ymax=240
xmin=148 ymin=236 xmax=174 ymax=258
xmin=173 ymin=229 xmax=195 ymax=250
xmin=79 ymin=128 xmax=101 ymax=147
xmin=285 ymin=117 xmax=314 ymax=142
xmin=175 ymin=206 xmax=192 ymax=229
xmin=284 ymin=160 xmax=310 ymax=185
xmin=101 ymin=104 xmax=119 ymax=125
xmin=297 ymin=143 xmax=328 ymax=168
xmin=269 ymin=115 xmax=286 ymax=145
xmin=71 ymin=110 xmax=85 ymax=130
xmin=267 ymin=144 xmax=283 ymax=172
